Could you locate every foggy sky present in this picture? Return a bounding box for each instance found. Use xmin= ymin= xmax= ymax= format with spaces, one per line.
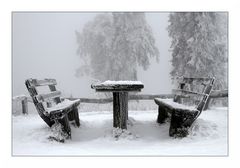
xmin=12 ymin=12 xmax=172 ymax=98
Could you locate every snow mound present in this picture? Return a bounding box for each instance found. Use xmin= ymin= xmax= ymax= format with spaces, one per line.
xmin=111 ymin=128 xmax=140 ymax=140
xmin=189 ymin=119 xmax=219 ymax=139
xmin=47 ymin=122 xmax=69 ymax=143
xmin=102 ymin=117 xmax=140 ymax=140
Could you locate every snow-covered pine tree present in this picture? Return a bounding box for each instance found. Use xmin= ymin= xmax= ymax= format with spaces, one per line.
xmin=168 ymin=12 xmax=228 ymax=90
xmin=76 ymin=13 xmax=159 ymax=81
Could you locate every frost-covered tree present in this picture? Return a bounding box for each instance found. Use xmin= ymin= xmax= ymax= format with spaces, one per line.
xmin=168 ymin=12 xmax=228 ymax=90
xmin=76 ymin=13 xmax=159 ymax=81
xmin=75 ymin=14 xmax=114 ymax=81
xmin=110 ymin=12 xmax=159 ymax=80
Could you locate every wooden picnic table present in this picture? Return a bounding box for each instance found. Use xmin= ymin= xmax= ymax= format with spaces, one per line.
xmin=91 ymin=81 xmax=144 ymax=129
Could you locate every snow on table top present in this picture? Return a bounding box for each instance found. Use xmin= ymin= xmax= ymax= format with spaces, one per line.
xmin=155 ymin=98 xmax=196 ymax=111
xmin=91 ymin=80 xmax=144 ymax=91
xmin=46 ymin=99 xmax=80 ymax=112
xmin=101 ymin=80 xmax=143 ymax=85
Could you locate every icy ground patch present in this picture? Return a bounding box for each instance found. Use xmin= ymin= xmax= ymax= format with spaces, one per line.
xmin=12 ymin=107 xmax=227 ymax=156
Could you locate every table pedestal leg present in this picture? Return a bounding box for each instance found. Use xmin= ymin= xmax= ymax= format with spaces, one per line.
xmin=113 ymin=92 xmax=128 ymax=129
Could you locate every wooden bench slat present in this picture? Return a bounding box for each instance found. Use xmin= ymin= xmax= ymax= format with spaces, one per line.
xmin=35 ymin=91 xmax=61 ymax=102
xmin=177 ymin=77 xmax=214 ymax=82
xmin=47 ymin=99 xmax=81 ymax=120
xmin=175 ymin=77 xmax=214 ymax=85
xmin=172 ymin=89 xmax=207 ymax=97
xmin=28 ymin=78 xmax=57 ymax=87
xmin=47 ymin=99 xmax=80 ymax=113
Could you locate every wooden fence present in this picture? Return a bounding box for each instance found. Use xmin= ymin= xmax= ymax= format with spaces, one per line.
xmin=12 ymin=95 xmax=28 ymax=115
xmin=13 ymin=90 xmax=228 ymax=115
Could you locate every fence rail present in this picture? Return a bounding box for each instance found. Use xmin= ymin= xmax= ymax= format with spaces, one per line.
xmin=13 ymin=90 xmax=228 ymax=114
xmin=66 ymin=94 xmax=174 ymax=103
xmin=66 ymin=90 xmax=228 ymax=103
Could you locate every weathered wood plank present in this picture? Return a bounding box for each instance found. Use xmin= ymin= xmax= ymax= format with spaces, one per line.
xmin=27 ymin=78 xmax=57 ymax=87
xmin=129 ymin=94 xmax=174 ymax=100
xmin=73 ymin=107 xmax=80 ymax=127
xmin=66 ymin=97 xmax=113 ymax=103
xmin=113 ymin=92 xmax=128 ymax=129
xmin=169 ymin=108 xmax=199 ymax=137
xmin=34 ymin=91 xmax=61 ymax=102
xmin=91 ymin=82 xmax=144 ymax=92
xmin=58 ymin=115 xmax=71 ymax=139
xmin=210 ymin=90 xmax=228 ymax=98
xmin=157 ymin=105 xmax=169 ymax=124
xmin=95 ymin=88 xmax=142 ymax=92
xmin=176 ymin=77 xmax=214 ymax=83
xmin=173 ymin=89 xmax=207 ymax=97
xmin=65 ymin=94 xmax=174 ymax=103
xmin=21 ymin=97 xmax=28 ymax=114
xmin=176 ymin=90 xmax=227 ymax=99
xmin=64 ymin=90 xmax=227 ymax=104
xmin=48 ymin=100 xmax=80 ymax=119
xmin=25 ymin=79 xmax=55 ymax=127
xmin=12 ymin=95 xmax=28 ymax=114
xmin=48 ymin=85 xmax=61 ymax=103
xmin=196 ymin=78 xmax=215 ymax=112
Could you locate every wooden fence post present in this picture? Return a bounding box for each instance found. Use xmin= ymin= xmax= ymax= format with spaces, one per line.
xmin=21 ymin=97 xmax=28 ymax=115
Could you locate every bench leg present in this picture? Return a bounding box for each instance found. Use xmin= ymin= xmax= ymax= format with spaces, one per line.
xmin=169 ymin=109 xmax=198 ymax=137
xmin=157 ymin=106 xmax=169 ymax=124
xmin=67 ymin=107 xmax=80 ymax=127
xmin=58 ymin=115 xmax=71 ymax=139
xmin=73 ymin=107 xmax=80 ymax=127
xmin=169 ymin=110 xmax=188 ymax=137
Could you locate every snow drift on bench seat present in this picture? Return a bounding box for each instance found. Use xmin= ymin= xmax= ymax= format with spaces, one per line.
xmin=46 ymin=99 xmax=80 ymax=113
xmin=154 ymin=98 xmax=196 ymax=111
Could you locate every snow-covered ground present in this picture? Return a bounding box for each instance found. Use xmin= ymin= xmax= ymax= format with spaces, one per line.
xmin=12 ymin=105 xmax=228 ymax=156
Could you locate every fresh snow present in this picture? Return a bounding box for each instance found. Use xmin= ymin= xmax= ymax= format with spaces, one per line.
xmin=155 ymin=98 xmax=196 ymax=110
xmin=12 ymin=105 xmax=227 ymax=156
xmin=46 ymin=99 xmax=80 ymax=112
xmin=12 ymin=94 xmax=27 ymax=101
xmin=94 ymin=80 xmax=143 ymax=86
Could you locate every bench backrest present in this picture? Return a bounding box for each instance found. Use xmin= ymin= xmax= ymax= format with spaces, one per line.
xmin=173 ymin=77 xmax=215 ymax=112
xmin=25 ymin=78 xmax=62 ymax=126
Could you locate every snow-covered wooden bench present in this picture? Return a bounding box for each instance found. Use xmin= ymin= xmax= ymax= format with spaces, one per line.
xmin=25 ymin=78 xmax=80 ymax=141
xmin=154 ymin=77 xmax=215 ymax=137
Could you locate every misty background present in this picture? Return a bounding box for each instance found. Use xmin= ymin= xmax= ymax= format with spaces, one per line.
xmin=12 ymin=12 xmax=172 ymax=98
